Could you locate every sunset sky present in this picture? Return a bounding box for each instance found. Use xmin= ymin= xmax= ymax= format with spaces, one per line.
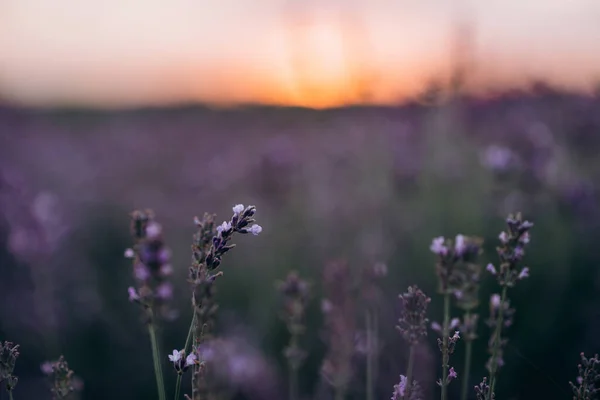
xmin=1 ymin=0 xmax=600 ymax=108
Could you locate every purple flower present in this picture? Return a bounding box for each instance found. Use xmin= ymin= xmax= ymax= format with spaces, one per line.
xmin=248 ymin=224 xmax=262 ymax=236
xmin=454 ymin=234 xmax=466 ymax=255
xmin=185 ymin=353 xmax=197 ymax=367
xmin=134 ymin=263 xmax=150 ymax=281
xmin=232 ymin=204 xmax=245 ymax=215
xmin=490 ymin=294 xmax=501 ymax=309
xmin=448 ymin=367 xmax=458 ymax=381
xmin=156 ymin=283 xmax=173 ymax=300
xmin=160 ymin=264 xmax=173 ymax=277
xmin=124 ymin=248 xmax=135 ymax=258
xmin=40 ymin=361 xmax=54 ymax=375
xmin=391 ymin=375 xmax=407 ymax=399
xmin=430 ymin=236 xmax=447 ymax=256
xmin=518 ymin=267 xmax=529 ymax=280
xmin=486 ymin=263 xmax=497 ymax=275
xmin=168 ymin=349 xmax=182 ymax=363
xmin=128 ymin=287 xmax=140 ymax=302
xmin=146 ymin=222 xmax=162 ymax=239
xmin=498 ymin=231 xmax=508 ymax=244
xmin=450 ymin=318 xmax=460 ymax=330
xmin=217 ymin=221 xmax=232 ymax=234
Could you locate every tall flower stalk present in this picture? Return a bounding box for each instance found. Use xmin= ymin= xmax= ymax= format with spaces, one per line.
xmin=396 ymin=285 xmax=430 ymax=400
xmin=126 ymin=210 xmax=176 ymax=400
xmin=321 ymin=260 xmax=356 ymax=400
xmin=186 ymin=204 xmax=262 ymax=400
xmin=430 ymin=234 xmax=479 ymax=400
xmin=484 ymin=213 xmax=533 ymax=399
xmin=569 ymin=352 xmax=600 ymax=400
xmin=452 ymin=236 xmax=484 ymax=400
xmin=0 ymin=341 xmax=19 ymax=400
xmin=276 ymin=271 xmax=310 ymax=400
xmin=361 ymin=262 xmax=387 ymax=400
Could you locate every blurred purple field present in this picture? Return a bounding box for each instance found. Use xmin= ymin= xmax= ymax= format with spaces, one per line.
xmin=1 ymin=90 xmax=600 ymax=400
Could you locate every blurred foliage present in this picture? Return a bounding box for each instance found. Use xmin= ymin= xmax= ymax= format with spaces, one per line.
xmin=1 ymin=93 xmax=600 ymax=399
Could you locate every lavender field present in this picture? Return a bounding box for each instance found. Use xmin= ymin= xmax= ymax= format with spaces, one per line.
xmin=1 ymin=90 xmax=600 ymax=400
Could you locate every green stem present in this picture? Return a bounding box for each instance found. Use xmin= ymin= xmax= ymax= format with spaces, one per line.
xmin=335 ymin=387 xmax=345 ymax=400
xmin=488 ymin=286 xmax=508 ymax=399
xmin=184 ymin=313 xmax=196 ymax=354
xmin=9 ymin=390 xmax=14 ymax=400
xmin=174 ymin=374 xmax=182 ymax=400
xmin=289 ymin=365 xmax=298 ymax=400
xmin=373 ymin=312 xmax=379 ymax=386
xmin=404 ymin=344 xmax=416 ymax=400
xmin=366 ymin=310 xmax=374 ymax=400
xmin=149 ymin=323 xmax=167 ymax=400
xmin=441 ymin=293 xmax=451 ymax=400
xmin=460 ymin=335 xmax=473 ymax=400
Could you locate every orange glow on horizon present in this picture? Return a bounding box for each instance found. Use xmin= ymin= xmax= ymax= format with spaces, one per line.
xmin=1 ymin=0 xmax=600 ymax=109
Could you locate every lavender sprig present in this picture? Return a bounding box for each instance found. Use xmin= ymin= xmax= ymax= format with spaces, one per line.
xmin=363 ymin=262 xmax=387 ymax=400
xmin=0 ymin=341 xmax=19 ymax=399
xmin=321 ymin=260 xmax=356 ymax=400
xmin=392 ymin=374 xmax=423 ymax=400
xmin=569 ymin=353 xmax=600 ymax=400
xmin=485 ymin=213 xmax=533 ymax=399
xmin=126 ymin=209 xmax=174 ymax=400
xmin=42 ymin=356 xmax=78 ymax=400
xmin=277 ymin=271 xmax=310 ymax=400
xmin=397 ymin=286 xmax=430 ymax=400
xmin=187 ymin=204 xmax=261 ymax=400
xmin=430 ymin=234 xmax=478 ymax=400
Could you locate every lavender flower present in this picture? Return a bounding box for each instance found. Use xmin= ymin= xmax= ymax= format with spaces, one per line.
xmin=169 ymin=350 xmax=197 ymax=375
xmin=186 ymin=204 xmax=262 ymax=400
xmin=0 ymin=341 xmax=19 ymax=393
xmin=431 ymin=234 xmax=481 ymax=400
xmin=474 ymin=377 xmax=493 ymax=400
xmin=320 ymin=260 xmax=356 ymax=400
xmin=391 ymin=374 xmax=422 ymax=400
xmin=43 ymin=356 xmax=78 ymax=400
xmin=397 ymin=286 xmax=431 ymax=345
xmin=486 ymin=213 xmax=533 ymax=399
xmin=431 ymin=234 xmax=482 ymax=295
xmin=277 ymin=271 xmax=310 ymax=400
xmin=486 ymin=213 xmax=533 ymax=288
xmin=126 ymin=210 xmax=175 ymax=322
xmin=396 ymin=286 xmax=430 ymax=400
xmin=569 ymin=353 xmax=600 ymax=400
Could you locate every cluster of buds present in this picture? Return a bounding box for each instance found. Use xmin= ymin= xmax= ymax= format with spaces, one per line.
xmin=569 ymin=352 xmax=600 ymax=400
xmin=485 ymin=213 xmax=533 ymax=287
xmin=205 ymin=204 xmax=262 ymax=271
xmin=437 ymin=331 xmax=461 ymax=359
xmin=474 ymin=377 xmax=494 ymax=400
xmin=41 ymin=356 xmax=78 ymax=400
xmin=391 ymin=375 xmax=423 ymax=400
xmin=125 ymin=209 xmax=175 ymax=321
xmin=168 ymin=349 xmax=198 ymax=375
xmin=485 ymin=294 xmax=515 ymax=372
xmin=0 ymin=341 xmax=19 ymax=393
xmin=436 ymin=331 xmax=461 ymax=387
xmin=397 ymin=286 xmax=431 ymax=345
xmin=430 ymin=234 xmax=483 ymax=295
xmin=277 ymin=271 xmax=310 ymax=371
xmin=320 ymin=260 xmax=356 ymax=396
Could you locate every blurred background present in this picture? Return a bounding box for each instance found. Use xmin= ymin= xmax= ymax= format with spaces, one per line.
xmin=1 ymin=0 xmax=600 ymax=399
